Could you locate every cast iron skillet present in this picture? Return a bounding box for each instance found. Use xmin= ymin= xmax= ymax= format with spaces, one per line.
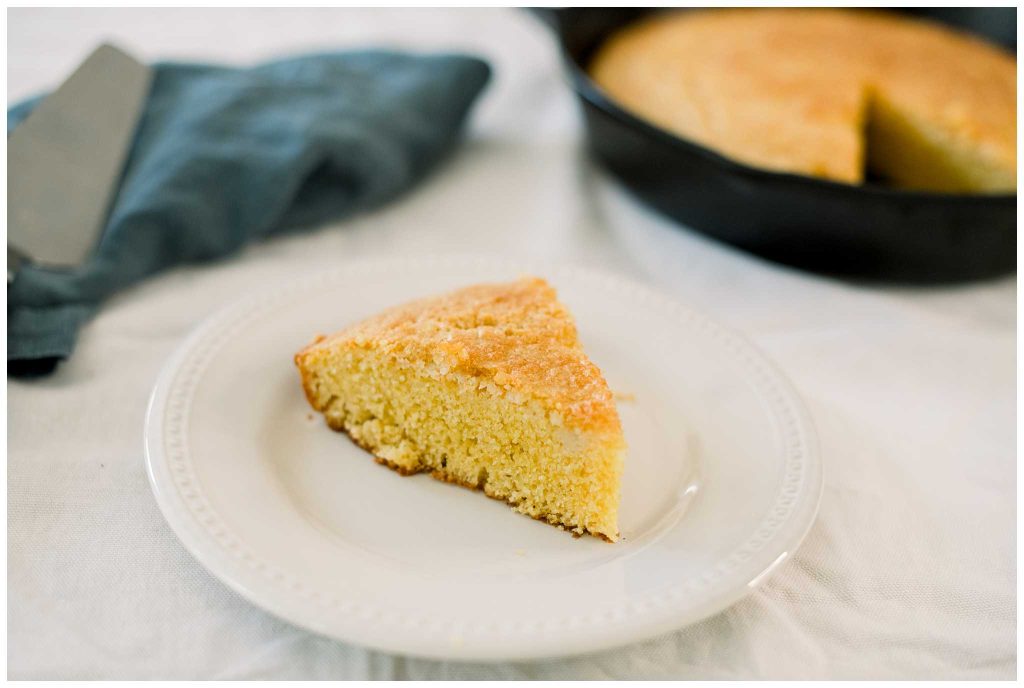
xmin=537 ymin=8 xmax=1016 ymax=283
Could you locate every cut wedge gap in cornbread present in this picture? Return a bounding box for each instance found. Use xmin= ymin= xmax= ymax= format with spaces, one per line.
xmin=864 ymin=90 xmax=1016 ymax=193
xmin=294 ymin=277 xmax=626 ymax=541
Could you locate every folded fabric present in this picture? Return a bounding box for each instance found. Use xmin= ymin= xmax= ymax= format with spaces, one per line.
xmin=7 ymin=50 xmax=490 ymax=376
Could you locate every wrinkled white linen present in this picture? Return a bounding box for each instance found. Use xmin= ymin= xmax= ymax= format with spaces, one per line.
xmin=8 ymin=8 xmax=1015 ymax=679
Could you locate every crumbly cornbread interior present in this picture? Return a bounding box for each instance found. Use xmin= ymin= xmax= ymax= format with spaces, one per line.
xmin=589 ymin=8 xmax=1016 ymax=193
xmin=294 ymin=277 xmax=625 ymax=541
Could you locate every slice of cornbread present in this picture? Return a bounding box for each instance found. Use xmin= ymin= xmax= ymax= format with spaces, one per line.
xmin=294 ymin=277 xmax=626 ymax=541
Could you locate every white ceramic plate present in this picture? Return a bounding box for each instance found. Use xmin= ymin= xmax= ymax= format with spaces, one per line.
xmin=145 ymin=255 xmax=821 ymax=661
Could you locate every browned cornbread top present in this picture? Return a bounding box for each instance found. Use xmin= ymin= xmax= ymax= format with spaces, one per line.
xmin=589 ymin=8 xmax=1016 ymax=188
xmin=296 ymin=277 xmax=621 ymax=434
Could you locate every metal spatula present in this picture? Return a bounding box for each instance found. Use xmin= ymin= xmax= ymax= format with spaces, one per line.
xmin=8 ymin=43 xmax=152 ymax=282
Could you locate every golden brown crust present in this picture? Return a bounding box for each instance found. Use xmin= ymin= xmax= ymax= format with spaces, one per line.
xmin=325 ymin=415 xmax=616 ymax=542
xmin=296 ymin=277 xmax=622 ymax=434
xmin=589 ymin=8 xmax=1016 ymax=189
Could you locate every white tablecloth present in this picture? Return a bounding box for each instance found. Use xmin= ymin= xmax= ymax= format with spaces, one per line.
xmin=8 ymin=8 xmax=1016 ymax=680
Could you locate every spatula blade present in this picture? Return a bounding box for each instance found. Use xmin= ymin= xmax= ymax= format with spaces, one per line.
xmin=8 ymin=43 xmax=152 ymax=269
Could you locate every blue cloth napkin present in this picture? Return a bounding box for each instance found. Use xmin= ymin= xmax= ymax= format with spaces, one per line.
xmin=7 ymin=50 xmax=490 ymax=376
